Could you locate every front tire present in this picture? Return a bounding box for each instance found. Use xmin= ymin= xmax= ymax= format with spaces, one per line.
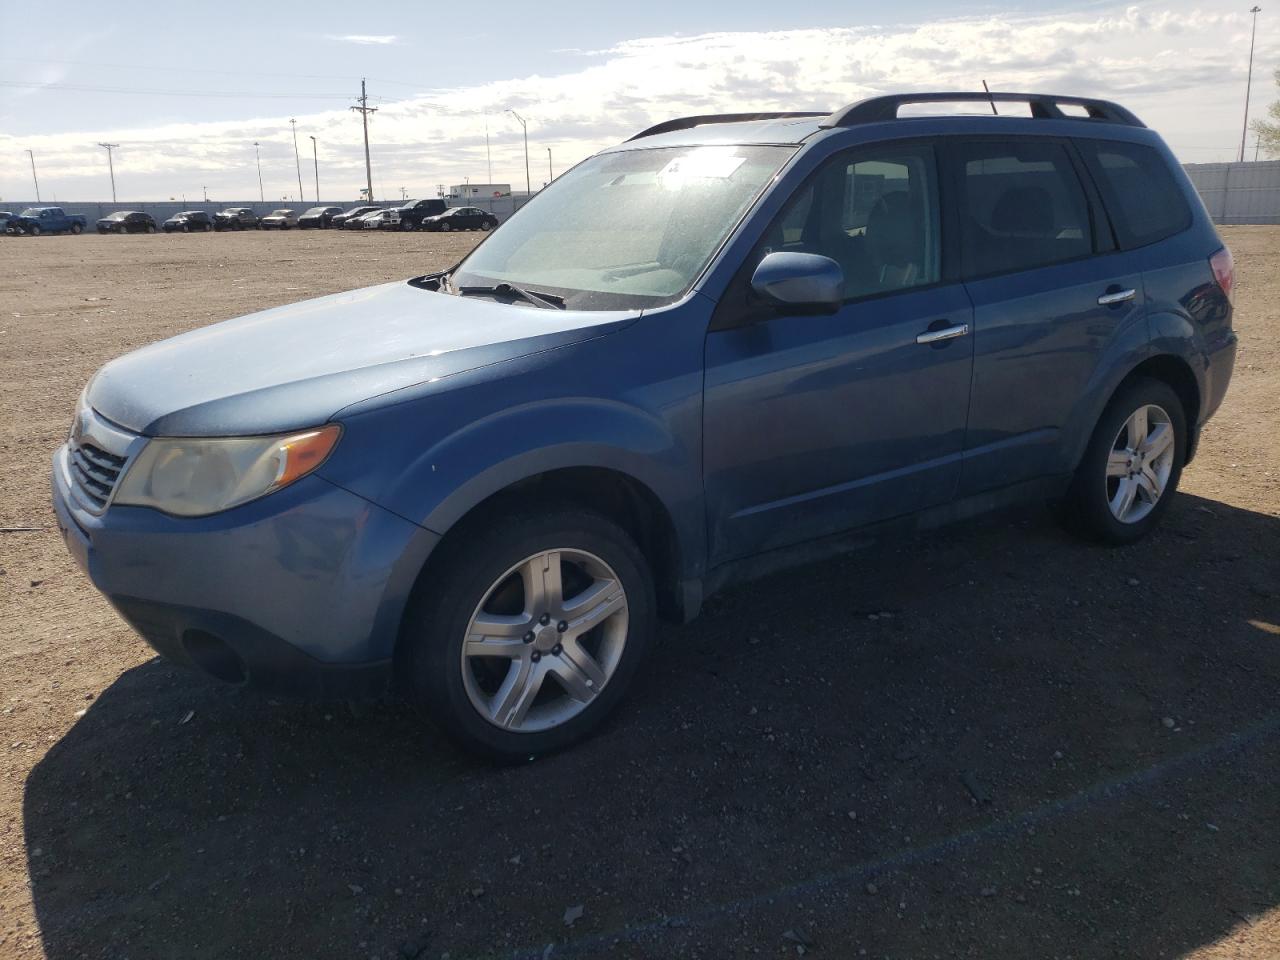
xmin=29 ymin=225 xmax=41 ymax=236
xmin=1058 ymin=378 xmax=1186 ymax=545
xmin=404 ymin=507 xmax=655 ymax=759
xmin=439 ymin=222 xmax=451 ymax=232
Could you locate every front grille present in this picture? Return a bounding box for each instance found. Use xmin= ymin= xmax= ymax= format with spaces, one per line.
xmin=69 ymin=441 xmax=127 ymax=509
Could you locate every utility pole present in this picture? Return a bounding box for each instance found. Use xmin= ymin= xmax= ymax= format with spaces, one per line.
xmin=253 ymin=142 xmax=264 ymax=202
xmin=351 ymin=79 xmax=377 ymax=203
xmin=546 ymin=146 xmax=553 ymax=186
xmin=289 ymin=119 xmax=304 ymax=204
xmin=1240 ymin=5 xmax=1262 ymax=163
xmin=506 ymin=109 xmax=530 ymax=198
xmin=203 ymin=186 xmax=208 ymax=202
xmin=97 ymin=142 xmax=119 ymax=203
xmin=485 ymin=121 xmax=493 ymax=187
xmin=309 ymin=135 xmax=319 ymax=201
xmin=25 ymin=149 xmax=40 ymax=201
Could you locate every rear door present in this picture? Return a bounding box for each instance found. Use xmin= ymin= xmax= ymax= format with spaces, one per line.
xmin=950 ymin=137 xmax=1145 ymax=495
xmin=703 ymin=142 xmax=974 ymax=563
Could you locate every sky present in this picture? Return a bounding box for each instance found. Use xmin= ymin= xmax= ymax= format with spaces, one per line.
xmin=0 ymin=0 xmax=1277 ymax=204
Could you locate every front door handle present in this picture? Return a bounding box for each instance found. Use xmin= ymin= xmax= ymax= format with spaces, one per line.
xmin=916 ymin=322 xmax=969 ymax=345
xmin=1097 ymin=288 xmax=1137 ymax=306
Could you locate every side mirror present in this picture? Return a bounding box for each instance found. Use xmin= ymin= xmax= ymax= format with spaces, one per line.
xmin=750 ymin=251 xmax=844 ymax=313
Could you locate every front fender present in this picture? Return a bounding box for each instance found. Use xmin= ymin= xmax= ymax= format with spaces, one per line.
xmin=318 ymin=316 xmax=709 ymax=581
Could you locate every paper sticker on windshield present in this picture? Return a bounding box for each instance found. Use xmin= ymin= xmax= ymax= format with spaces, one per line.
xmin=659 ymin=150 xmax=746 ymax=182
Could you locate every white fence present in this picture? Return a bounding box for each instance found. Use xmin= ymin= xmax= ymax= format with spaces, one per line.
xmin=1183 ymin=161 xmax=1280 ymax=225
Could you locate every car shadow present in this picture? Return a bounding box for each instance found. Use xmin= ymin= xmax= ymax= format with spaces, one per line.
xmin=23 ymin=492 xmax=1280 ymax=959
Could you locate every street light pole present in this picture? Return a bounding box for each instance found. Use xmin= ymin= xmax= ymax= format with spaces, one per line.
xmin=289 ymin=119 xmax=304 ymax=204
xmin=97 ymin=142 xmax=119 ymax=203
xmin=25 ymin=149 xmax=40 ymax=201
xmin=507 ymin=109 xmax=530 ymax=198
xmin=309 ymin=135 xmax=319 ymax=202
xmin=1240 ymin=5 xmax=1263 ymax=163
xmin=546 ymin=146 xmax=553 ymax=186
xmin=253 ymin=142 xmax=264 ymax=202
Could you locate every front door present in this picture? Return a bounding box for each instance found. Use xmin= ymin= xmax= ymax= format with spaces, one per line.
xmin=703 ymin=142 xmax=974 ymax=564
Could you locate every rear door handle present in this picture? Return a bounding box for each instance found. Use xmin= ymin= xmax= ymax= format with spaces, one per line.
xmin=1097 ymin=288 xmax=1136 ymax=306
xmin=916 ymin=322 xmax=969 ymax=345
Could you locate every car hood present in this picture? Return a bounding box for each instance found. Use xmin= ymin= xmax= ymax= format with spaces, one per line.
xmin=87 ymin=280 xmax=639 ymax=437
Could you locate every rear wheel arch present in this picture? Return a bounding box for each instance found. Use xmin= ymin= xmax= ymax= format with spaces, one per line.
xmin=1112 ymin=354 xmax=1201 ymax=462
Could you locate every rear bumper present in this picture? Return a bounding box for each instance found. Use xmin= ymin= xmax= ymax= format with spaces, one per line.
xmin=52 ymin=447 xmax=438 ymax=698
xmin=1201 ymin=329 xmax=1237 ymax=425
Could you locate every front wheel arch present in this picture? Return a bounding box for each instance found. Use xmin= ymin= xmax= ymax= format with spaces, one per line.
xmin=393 ymin=466 xmax=686 ymax=683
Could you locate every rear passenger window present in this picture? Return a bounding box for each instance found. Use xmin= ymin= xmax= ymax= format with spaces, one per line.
xmin=957 ymin=141 xmax=1093 ymax=277
xmin=1078 ymin=140 xmax=1191 ymax=249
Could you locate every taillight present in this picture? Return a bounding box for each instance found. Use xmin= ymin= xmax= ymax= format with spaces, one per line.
xmin=1210 ymin=246 xmax=1235 ymax=303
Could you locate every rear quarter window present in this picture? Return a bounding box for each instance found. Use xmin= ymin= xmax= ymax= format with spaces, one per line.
xmin=1078 ymin=139 xmax=1192 ymax=249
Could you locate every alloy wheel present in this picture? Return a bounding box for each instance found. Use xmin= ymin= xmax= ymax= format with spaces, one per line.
xmin=1106 ymin=403 xmax=1176 ymax=524
xmin=460 ymin=548 xmax=629 ymax=733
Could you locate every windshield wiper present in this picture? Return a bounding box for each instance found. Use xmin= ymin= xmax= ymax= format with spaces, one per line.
xmin=457 ymin=282 xmax=565 ymax=310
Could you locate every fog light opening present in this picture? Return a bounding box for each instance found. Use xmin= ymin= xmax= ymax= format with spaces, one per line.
xmin=182 ymin=629 xmax=247 ymax=685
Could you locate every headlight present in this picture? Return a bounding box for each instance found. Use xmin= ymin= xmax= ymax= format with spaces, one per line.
xmin=113 ymin=425 xmax=341 ymax=517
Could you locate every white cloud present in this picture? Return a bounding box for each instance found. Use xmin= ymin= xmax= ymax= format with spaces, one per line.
xmin=2 ymin=1 xmax=1277 ymax=202
xmin=328 ymin=34 xmax=399 ymax=45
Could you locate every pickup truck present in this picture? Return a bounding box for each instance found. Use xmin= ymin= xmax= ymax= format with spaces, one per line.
xmin=7 ymin=207 xmax=87 ymax=236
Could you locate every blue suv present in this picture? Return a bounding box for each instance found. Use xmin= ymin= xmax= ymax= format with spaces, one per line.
xmin=53 ymin=92 xmax=1237 ymax=757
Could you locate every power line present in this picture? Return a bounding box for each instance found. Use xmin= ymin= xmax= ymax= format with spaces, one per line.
xmin=3 ymin=55 xmax=439 ymax=92
xmin=0 ymin=79 xmax=351 ymax=100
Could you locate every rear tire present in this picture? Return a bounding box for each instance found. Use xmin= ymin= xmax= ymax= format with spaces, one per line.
xmin=1057 ymin=377 xmax=1186 ymax=545
xmin=147 ymin=224 xmax=156 ymax=234
xmin=403 ymin=506 xmax=655 ymax=759
xmin=70 ymin=223 xmax=83 ymax=235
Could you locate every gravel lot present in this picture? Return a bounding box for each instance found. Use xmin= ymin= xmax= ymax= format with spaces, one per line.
xmin=1 ymin=227 xmax=1278 ymax=960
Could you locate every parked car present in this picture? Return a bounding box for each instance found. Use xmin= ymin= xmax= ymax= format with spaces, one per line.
xmin=53 ymin=92 xmax=1237 ymax=759
xmin=420 ymin=206 xmax=498 ymax=232
xmin=214 ymin=207 xmax=259 ymax=231
xmin=390 ymin=198 xmax=448 ymax=231
xmin=347 ymin=209 xmax=389 ymax=230
xmin=96 ymin=211 xmax=158 ymax=235
xmin=8 ymin=206 xmax=86 ymax=236
xmin=297 ymin=206 xmax=344 ymax=229
xmin=260 ymin=209 xmax=298 ymax=230
xmin=163 ymin=210 xmax=214 ymax=233
xmin=330 ymin=205 xmax=380 ymax=229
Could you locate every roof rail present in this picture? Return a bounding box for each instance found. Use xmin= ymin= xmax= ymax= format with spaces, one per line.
xmin=820 ymin=92 xmax=1144 ymax=128
xmin=628 ymin=112 xmax=827 ymax=141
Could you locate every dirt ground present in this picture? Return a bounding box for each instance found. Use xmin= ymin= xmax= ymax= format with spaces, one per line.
xmin=1 ymin=227 xmax=1278 ymax=960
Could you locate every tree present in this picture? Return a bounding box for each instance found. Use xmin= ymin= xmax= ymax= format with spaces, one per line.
xmin=1254 ymin=68 xmax=1280 ymax=159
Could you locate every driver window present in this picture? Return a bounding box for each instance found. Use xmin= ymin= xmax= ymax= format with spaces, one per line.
xmin=760 ymin=145 xmax=940 ymax=300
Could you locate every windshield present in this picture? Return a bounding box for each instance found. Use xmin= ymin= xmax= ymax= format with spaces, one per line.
xmin=19 ymin=209 xmax=43 ymax=217
xmin=302 ymin=207 xmax=325 ymax=215
xmin=450 ymin=144 xmax=794 ymax=310
xmin=105 ymin=212 xmax=128 ymax=220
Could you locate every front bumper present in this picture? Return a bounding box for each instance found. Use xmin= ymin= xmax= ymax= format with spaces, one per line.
xmin=52 ymin=444 xmax=438 ymax=698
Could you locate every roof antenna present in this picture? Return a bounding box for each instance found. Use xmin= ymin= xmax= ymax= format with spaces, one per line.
xmin=982 ymin=80 xmax=998 ymax=116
